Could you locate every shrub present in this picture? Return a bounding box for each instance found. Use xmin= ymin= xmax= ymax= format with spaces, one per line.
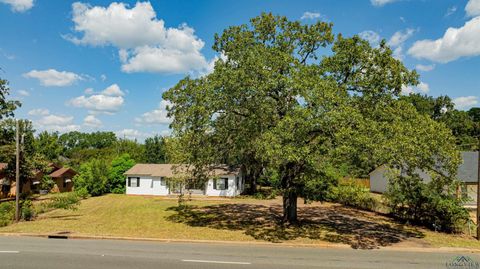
xmin=327 ymin=181 xmax=377 ymax=211
xmin=253 ymin=188 xmax=279 ymax=200
xmin=74 ymin=158 xmax=109 ymax=196
xmin=40 ymin=175 xmax=55 ymax=191
xmin=385 ymin=174 xmax=469 ymax=233
xmin=0 ymin=202 xmax=14 ymax=227
xmin=21 ymin=200 xmax=35 ymax=221
xmin=75 ymin=188 xmax=89 ymax=199
xmin=47 ymin=192 xmax=80 ymax=210
xmin=108 ymin=154 xmax=135 ymax=194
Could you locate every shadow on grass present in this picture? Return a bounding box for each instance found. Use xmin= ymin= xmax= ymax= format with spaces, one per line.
xmin=42 ymin=214 xmax=82 ymax=221
xmin=166 ymin=203 xmax=424 ymax=249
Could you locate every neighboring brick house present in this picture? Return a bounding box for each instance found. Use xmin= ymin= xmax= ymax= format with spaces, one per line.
xmin=0 ymin=163 xmax=77 ymax=198
xmin=48 ymin=167 xmax=76 ymax=192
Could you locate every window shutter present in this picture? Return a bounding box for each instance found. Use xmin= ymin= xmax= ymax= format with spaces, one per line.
xmin=137 ymin=177 xmax=140 ymax=187
xmin=128 ymin=177 xmax=131 ymax=187
xmin=213 ymin=179 xmax=217 ymax=190
xmin=225 ymin=178 xmax=228 ymax=190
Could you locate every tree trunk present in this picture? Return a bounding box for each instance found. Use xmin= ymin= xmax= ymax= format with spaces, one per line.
xmin=250 ymin=169 xmax=258 ymax=194
xmin=282 ymin=188 xmax=297 ymax=223
xmin=281 ymin=162 xmax=298 ymax=223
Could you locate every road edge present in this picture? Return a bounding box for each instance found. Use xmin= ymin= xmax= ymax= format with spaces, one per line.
xmin=0 ymin=232 xmax=479 ymax=253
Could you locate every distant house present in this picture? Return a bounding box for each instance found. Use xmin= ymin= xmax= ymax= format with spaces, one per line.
xmin=0 ymin=163 xmax=77 ymax=198
xmin=124 ymin=164 xmax=244 ymax=197
xmin=369 ymin=151 xmax=479 ymax=204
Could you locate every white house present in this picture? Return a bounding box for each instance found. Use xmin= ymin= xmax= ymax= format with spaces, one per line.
xmin=124 ymin=164 xmax=244 ymax=197
xmin=369 ymin=151 xmax=479 ymax=204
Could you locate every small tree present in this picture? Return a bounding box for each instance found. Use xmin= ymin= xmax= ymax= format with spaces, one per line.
xmin=108 ymin=154 xmax=136 ymax=194
xmin=144 ymin=135 xmax=167 ymax=163
xmin=74 ymin=158 xmax=109 ymax=196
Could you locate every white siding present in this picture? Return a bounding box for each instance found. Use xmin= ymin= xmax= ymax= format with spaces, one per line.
xmin=126 ymin=173 xmax=245 ymax=197
xmin=370 ymin=166 xmax=433 ymax=194
xmin=205 ymin=175 xmax=242 ymax=197
xmin=126 ymin=175 xmax=169 ymax=196
xmin=370 ymin=166 xmax=389 ymax=193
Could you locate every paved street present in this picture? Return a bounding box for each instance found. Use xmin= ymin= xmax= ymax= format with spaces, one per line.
xmin=0 ymin=236 xmax=478 ymax=269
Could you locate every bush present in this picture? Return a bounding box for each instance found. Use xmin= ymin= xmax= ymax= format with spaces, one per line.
xmin=327 ymin=181 xmax=377 ymax=211
xmin=253 ymin=188 xmax=279 ymax=200
xmin=0 ymin=202 xmax=14 ymax=227
xmin=40 ymin=175 xmax=55 ymax=191
xmin=21 ymin=200 xmax=35 ymax=221
xmin=47 ymin=192 xmax=80 ymax=210
xmin=74 ymin=158 xmax=109 ymax=196
xmin=75 ymin=188 xmax=89 ymax=199
xmin=385 ymin=174 xmax=469 ymax=233
xmin=108 ymin=154 xmax=135 ymax=194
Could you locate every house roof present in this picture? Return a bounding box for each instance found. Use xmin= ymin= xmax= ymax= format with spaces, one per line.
xmin=124 ymin=164 xmax=240 ymax=177
xmin=49 ymin=167 xmax=77 ymax=178
xmin=368 ymin=151 xmax=479 ymax=182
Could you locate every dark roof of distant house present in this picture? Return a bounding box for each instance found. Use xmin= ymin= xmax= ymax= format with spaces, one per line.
xmin=49 ymin=167 xmax=77 ymax=178
xmin=369 ymin=151 xmax=479 ymax=182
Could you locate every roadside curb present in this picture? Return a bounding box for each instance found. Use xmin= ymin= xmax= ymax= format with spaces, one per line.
xmin=1 ymin=232 xmax=479 ymax=253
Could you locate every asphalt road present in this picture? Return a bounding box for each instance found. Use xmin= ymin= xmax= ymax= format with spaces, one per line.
xmin=0 ymin=236 xmax=478 ymax=269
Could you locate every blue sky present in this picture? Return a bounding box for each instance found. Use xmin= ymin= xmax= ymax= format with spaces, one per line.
xmin=0 ymin=0 xmax=479 ymax=140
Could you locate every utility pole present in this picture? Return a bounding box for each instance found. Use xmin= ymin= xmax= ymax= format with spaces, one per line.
xmin=15 ymin=120 xmax=20 ymax=222
xmin=477 ymin=138 xmax=480 ymax=240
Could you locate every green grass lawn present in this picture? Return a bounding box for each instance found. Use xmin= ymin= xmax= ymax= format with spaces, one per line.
xmin=1 ymin=194 xmax=479 ymax=250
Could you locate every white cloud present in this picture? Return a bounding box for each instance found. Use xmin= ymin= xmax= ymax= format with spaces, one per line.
xmin=83 ymin=115 xmax=102 ymax=128
xmin=28 ymin=108 xmax=49 ymax=116
xmin=65 ymin=2 xmax=210 ymax=74
xmin=371 ymin=0 xmax=399 ymax=7
xmin=388 ymin=28 xmax=415 ymax=47
xmin=18 ymin=89 xmax=29 ymax=96
xmin=69 ymin=84 xmax=125 ymax=113
xmin=359 ymin=30 xmax=380 ymax=46
xmin=120 ymin=45 xmax=208 ymax=74
xmin=101 ymin=84 xmax=124 ymax=96
xmin=301 ymin=11 xmax=321 ymax=20
xmin=38 ymin=114 xmax=74 ymax=126
xmin=417 ymin=82 xmax=430 ymax=93
xmin=415 ymin=64 xmax=435 ymax=72
xmin=445 ymin=6 xmax=457 ymax=17
xmin=401 ymin=85 xmax=414 ymax=95
xmin=37 ymin=115 xmax=81 ymax=132
xmin=401 ymin=81 xmax=430 ymax=95
xmin=24 ymin=69 xmax=83 ymax=87
xmin=135 ymin=99 xmax=171 ymax=125
xmin=453 ymin=96 xmax=478 ymax=109
xmin=27 ymin=109 xmax=80 ymax=133
xmin=392 ymin=46 xmax=404 ymax=60
xmin=408 ymin=17 xmax=480 ymax=63
xmin=115 ymin=128 xmax=150 ymax=140
xmin=0 ymin=0 xmax=33 ymax=12
xmin=84 ymin=87 xmax=94 ymax=94
xmin=100 ymin=74 xmax=107 ymax=81
xmin=466 ymin=0 xmax=480 ymax=17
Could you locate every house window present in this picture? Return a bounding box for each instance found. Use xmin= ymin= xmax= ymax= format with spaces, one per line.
xmin=160 ymin=177 xmax=166 ymax=186
xmin=128 ymin=177 xmax=140 ymax=187
xmin=213 ymin=178 xmax=228 ymax=190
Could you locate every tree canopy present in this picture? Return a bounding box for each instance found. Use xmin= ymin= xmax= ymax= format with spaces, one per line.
xmin=163 ymin=13 xmax=460 ymax=223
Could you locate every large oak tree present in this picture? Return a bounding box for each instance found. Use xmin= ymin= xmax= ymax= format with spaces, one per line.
xmin=164 ymin=14 xmax=460 ymax=223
